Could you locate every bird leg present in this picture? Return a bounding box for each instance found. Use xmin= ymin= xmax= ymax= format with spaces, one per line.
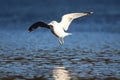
xmin=58 ymin=38 xmax=64 ymax=45
xmin=61 ymin=38 xmax=64 ymax=45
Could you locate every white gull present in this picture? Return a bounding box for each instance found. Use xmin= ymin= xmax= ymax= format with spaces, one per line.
xmin=28 ymin=12 xmax=93 ymax=45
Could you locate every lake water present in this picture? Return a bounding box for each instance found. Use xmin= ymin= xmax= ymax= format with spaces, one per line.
xmin=0 ymin=0 xmax=120 ymax=80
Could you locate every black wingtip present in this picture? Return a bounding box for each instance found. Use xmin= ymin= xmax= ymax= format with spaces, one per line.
xmin=28 ymin=21 xmax=51 ymax=33
xmin=84 ymin=12 xmax=94 ymax=15
xmin=28 ymin=27 xmax=33 ymax=32
xmin=28 ymin=30 xmax=32 ymax=33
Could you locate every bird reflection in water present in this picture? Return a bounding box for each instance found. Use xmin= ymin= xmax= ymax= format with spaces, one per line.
xmin=53 ymin=66 xmax=71 ymax=80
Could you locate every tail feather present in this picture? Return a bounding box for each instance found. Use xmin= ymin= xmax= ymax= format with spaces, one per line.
xmin=65 ymin=33 xmax=72 ymax=37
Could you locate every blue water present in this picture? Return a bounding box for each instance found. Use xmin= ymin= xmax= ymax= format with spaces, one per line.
xmin=0 ymin=0 xmax=120 ymax=79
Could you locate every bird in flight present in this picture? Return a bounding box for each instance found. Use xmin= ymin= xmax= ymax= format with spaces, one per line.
xmin=28 ymin=12 xmax=93 ymax=45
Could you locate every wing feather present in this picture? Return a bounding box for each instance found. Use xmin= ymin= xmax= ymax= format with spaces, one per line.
xmin=60 ymin=12 xmax=93 ymax=31
xmin=28 ymin=21 xmax=50 ymax=32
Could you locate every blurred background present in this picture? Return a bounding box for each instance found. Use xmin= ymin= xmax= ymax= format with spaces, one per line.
xmin=0 ymin=0 xmax=120 ymax=33
xmin=0 ymin=0 xmax=120 ymax=79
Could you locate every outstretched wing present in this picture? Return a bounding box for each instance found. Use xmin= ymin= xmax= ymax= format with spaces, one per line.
xmin=28 ymin=21 xmax=50 ymax=32
xmin=60 ymin=12 xmax=93 ymax=31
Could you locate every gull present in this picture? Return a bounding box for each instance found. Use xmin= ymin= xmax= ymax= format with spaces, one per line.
xmin=28 ymin=12 xmax=93 ymax=45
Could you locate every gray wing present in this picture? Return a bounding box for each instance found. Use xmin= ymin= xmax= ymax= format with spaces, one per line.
xmin=60 ymin=12 xmax=93 ymax=31
xmin=28 ymin=21 xmax=51 ymax=32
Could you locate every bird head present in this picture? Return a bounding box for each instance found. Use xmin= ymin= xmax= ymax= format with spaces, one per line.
xmin=49 ymin=21 xmax=58 ymax=26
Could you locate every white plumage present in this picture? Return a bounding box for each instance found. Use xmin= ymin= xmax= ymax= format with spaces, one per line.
xmin=28 ymin=12 xmax=93 ymax=45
